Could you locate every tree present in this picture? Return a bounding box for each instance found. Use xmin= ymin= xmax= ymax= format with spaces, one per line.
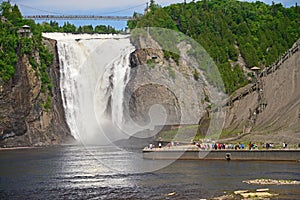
xmin=81 ymin=25 xmax=94 ymax=33
xmin=150 ymin=0 xmax=155 ymax=7
xmin=12 ymin=4 xmax=22 ymax=19
xmin=77 ymin=26 xmax=83 ymax=33
xmin=62 ymin=22 xmax=76 ymax=33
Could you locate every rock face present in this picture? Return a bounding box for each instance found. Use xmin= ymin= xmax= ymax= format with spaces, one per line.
xmin=125 ymin=34 xmax=211 ymax=127
xmin=224 ymin=43 xmax=300 ymax=143
xmin=0 ymin=38 xmax=73 ymax=147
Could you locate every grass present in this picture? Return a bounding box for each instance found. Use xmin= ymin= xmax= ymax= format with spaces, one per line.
xmin=157 ymin=125 xmax=200 ymax=142
xmin=218 ymin=129 xmax=243 ymax=139
xmin=146 ymin=59 xmax=155 ymax=69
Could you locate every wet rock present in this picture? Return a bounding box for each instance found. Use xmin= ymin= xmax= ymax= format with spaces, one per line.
xmin=243 ymin=179 xmax=300 ymax=185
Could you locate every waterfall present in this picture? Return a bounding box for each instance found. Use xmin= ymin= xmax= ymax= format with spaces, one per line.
xmin=43 ymin=33 xmax=135 ymax=144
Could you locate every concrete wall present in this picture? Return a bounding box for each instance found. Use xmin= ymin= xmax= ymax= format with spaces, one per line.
xmin=143 ymin=149 xmax=300 ymax=161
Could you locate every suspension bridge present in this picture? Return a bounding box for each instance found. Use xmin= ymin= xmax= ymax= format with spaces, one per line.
xmin=17 ymin=1 xmax=146 ymax=21
xmin=23 ymin=15 xmax=133 ymax=21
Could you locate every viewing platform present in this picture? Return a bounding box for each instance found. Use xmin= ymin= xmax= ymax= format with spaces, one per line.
xmin=143 ymin=145 xmax=300 ymax=161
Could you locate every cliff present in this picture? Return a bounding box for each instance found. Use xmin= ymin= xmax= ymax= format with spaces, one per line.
xmin=132 ymin=34 xmax=300 ymax=145
xmin=223 ymin=40 xmax=300 ymax=144
xmin=124 ymin=31 xmax=216 ymax=135
xmin=0 ymin=38 xmax=73 ymax=147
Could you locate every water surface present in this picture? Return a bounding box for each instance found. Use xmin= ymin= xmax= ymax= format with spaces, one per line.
xmin=0 ymin=145 xmax=299 ymax=199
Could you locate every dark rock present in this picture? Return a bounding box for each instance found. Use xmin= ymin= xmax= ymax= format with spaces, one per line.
xmin=0 ymin=38 xmax=74 ymax=148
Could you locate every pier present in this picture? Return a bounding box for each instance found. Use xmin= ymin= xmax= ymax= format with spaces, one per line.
xmin=143 ymin=147 xmax=300 ymax=161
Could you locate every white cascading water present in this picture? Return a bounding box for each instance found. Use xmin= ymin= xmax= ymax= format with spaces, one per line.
xmin=43 ymin=33 xmax=135 ymax=144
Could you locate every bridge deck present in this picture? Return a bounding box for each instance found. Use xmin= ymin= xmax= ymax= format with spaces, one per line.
xmin=24 ymin=15 xmax=133 ymax=21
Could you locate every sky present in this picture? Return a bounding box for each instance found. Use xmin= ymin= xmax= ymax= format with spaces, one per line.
xmin=10 ymin=0 xmax=300 ymax=30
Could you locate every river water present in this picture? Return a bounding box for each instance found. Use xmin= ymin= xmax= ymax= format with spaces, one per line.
xmin=0 ymin=145 xmax=299 ymax=199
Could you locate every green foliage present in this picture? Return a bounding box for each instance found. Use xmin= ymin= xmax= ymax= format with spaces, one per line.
xmin=130 ymin=0 xmax=300 ymax=94
xmin=95 ymin=25 xmax=118 ymax=34
xmin=157 ymin=125 xmax=200 ymax=142
xmin=0 ymin=61 xmax=15 ymax=82
xmin=62 ymin=22 xmax=76 ymax=33
xmin=146 ymin=59 xmax=155 ymax=68
xmin=133 ymin=6 xmax=178 ymax=30
xmin=39 ymin=45 xmax=53 ymax=66
xmin=20 ymin=37 xmax=34 ymax=55
xmin=163 ymin=50 xmax=179 ymax=65
xmin=157 ymin=129 xmax=177 ymax=141
xmin=239 ymin=42 xmax=258 ymax=67
xmin=219 ymin=63 xmax=248 ymax=93
xmin=0 ymin=2 xmax=22 ymax=23
xmin=127 ymin=20 xmax=137 ymax=30
xmin=0 ymin=2 xmax=21 ymax=82
xmin=43 ymin=96 xmax=52 ymax=112
xmin=80 ymin=25 xmax=93 ymax=33
xmin=40 ymin=21 xmax=120 ymax=34
xmin=219 ymin=129 xmax=242 ymax=139
xmin=29 ymin=57 xmax=38 ymax=69
xmin=0 ymin=2 xmax=56 ymax=112
xmin=127 ymin=12 xmax=142 ymax=29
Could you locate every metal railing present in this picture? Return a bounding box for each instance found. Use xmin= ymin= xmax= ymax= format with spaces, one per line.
xmin=23 ymin=15 xmax=133 ymax=21
xmin=226 ymin=40 xmax=300 ymax=107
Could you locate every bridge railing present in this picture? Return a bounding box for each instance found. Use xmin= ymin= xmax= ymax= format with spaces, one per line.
xmin=23 ymin=15 xmax=133 ymax=21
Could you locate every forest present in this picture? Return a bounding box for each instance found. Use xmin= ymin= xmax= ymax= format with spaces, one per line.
xmin=128 ymin=0 xmax=300 ymax=93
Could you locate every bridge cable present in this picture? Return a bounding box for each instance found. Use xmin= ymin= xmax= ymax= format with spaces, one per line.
xmin=17 ymin=3 xmax=63 ymax=15
xmin=99 ymin=2 xmax=147 ymax=15
xmin=15 ymin=1 xmax=146 ymax=16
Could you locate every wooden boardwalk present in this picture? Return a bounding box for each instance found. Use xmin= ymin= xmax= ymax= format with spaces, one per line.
xmin=226 ymin=40 xmax=300 ymax=107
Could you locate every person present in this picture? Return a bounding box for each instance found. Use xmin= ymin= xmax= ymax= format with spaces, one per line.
xmin=240 ymin=143 xmax=245 ymax=149
xmin=235 ymin=144 xmax=239 ymax=150
xmin=298 ymin=143 xmax=300 ymax=148
xmin=283 ymin=142 xmax=286 ymax=149
xmin=252 ymin=143 xmax=257 ymax=149
xmin=149 ymin=143 xmax=153 ymax=149
xmin=158 ymin=142 xmax=162 ymax=148
xmin=266 ymin=143 xmax=270 ymax=149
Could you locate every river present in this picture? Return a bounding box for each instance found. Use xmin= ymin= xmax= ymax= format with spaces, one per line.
xmin=0 ymin=145 xmax=299 ymax=199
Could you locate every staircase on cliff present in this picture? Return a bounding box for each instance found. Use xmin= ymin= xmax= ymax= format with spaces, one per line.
xmin=217 ymin=39 xmax=300 ymax=142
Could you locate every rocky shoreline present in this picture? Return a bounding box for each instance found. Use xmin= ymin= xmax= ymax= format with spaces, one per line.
xmin=212 ymin=179 xmax=300 ymax=200
xmin=0 ymin=146 xmax=35 ymax=151
xmin=243 ymin=179 xmax=300 ymax=185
